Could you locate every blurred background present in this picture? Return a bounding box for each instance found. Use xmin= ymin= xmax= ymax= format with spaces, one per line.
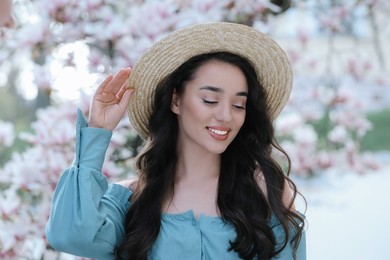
xmin=0 ymin=0 xmax=389 ymax=259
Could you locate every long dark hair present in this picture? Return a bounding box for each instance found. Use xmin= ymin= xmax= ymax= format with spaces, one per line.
xmin=116 ymin=52 xmax=305 ymax=259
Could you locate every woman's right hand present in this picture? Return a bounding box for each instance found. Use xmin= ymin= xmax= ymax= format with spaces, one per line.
xmin=88 ymin=68 xmax=134 ymax=131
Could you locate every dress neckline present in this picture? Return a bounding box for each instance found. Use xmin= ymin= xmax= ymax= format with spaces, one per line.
xmin=162 ymin=209 xmax=224 ymax=223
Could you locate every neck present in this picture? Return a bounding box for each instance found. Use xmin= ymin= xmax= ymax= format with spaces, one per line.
xmin=175 ymin=142 xmax=220 ymax=183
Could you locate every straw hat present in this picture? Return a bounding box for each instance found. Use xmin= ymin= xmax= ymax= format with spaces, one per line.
xmin=127 ymin=22 xmax=292 ymax=139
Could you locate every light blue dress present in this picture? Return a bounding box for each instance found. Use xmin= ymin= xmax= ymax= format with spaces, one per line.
xmin=45 ymin=110 xmax=306 ymax=260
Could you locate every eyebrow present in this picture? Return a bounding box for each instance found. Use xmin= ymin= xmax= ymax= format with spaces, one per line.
xmin=199 ymin=86 xmax=248 ymax=97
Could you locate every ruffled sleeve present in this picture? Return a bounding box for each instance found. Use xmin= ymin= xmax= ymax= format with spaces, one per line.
xmin=45 ymin=109 xmax=132 ymax=260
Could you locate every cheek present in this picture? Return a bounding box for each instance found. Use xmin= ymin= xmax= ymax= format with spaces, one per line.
xmin=182 ymin=97 xmax=205 ymax=118
xmin=186 ymin=107 xmax=206 ymax=125
xmin=177 ymin=102 xmax=202 ymax=129
xmin=238 ymin=113 xmax=246 ymax=129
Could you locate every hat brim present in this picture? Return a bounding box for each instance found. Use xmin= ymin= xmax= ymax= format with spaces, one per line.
xmin=127 ymin=22 xmax=292 ymax=139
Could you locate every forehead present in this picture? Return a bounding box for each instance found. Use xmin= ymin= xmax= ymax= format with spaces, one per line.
xmin=191 ymin=60 xmax=248 ymax=91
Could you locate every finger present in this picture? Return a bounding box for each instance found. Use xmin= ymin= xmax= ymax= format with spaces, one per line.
xmin=95 ymin=74 xmax=113 ymax=95
xmin=106 ymin=68 xmax=131 ymax=95
xmin=116 ymin=83 xmax=127 ymax=100
xmin=111 ymin=68 xmax=131 ymax=94
xmin=118 ymin=89 xmax=134 ymax=111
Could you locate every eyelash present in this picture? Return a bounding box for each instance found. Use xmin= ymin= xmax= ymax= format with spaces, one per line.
xmin=233 ymin=105 xmax=246 ymax=110
xmin=202 ymin=99 xmax=246 ymax=110
xmin=202 ymin=99 xmax=217 ymax=105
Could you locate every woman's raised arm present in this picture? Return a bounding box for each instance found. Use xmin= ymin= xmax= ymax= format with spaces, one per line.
xmin=89 ymin=68 xmax=133 ymax=131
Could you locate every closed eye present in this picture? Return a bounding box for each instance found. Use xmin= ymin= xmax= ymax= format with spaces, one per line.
xmin=233 ymin=104 xmax=246 ymax=110
xmin=202 ymin=98 xmax=218 ymax=105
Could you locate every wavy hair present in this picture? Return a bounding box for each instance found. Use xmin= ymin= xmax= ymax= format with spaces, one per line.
xmin=116 ymin=52 xmax=305 ymax=259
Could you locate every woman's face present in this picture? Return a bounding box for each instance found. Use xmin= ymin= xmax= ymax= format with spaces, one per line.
xmin=171 ymin=60 xmax=248 ymax=154
xmin=0 ymin=0 xmax=14 ymax=28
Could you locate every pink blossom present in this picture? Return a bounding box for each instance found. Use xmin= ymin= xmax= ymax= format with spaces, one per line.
xmin=19 ymin=103 xmax=77 ymax=146
xmin=85 ymin=18 xmax=129 ymax=42
xmin=3 ymin=147 xmax=58 ymax=192
xmin=297 ymin=29 xmax=310 ymax=47
xmin=293 ymin=125 xmax=318 ymax=146
xmin=123 ymin=36 xmax=153 ymax=66
xmin=16 ymin=20 xmax=50 ymax=47
xmin=88 ymin=49 xmax=107 ymax=72
xmin=187 ymin=0 xmax=228 ymax=18
xmin=359 ymin=152 xmax=381 ymax=171
xmin=38 ymin=0 xmax=70 ymax=15
xmin=32 ymin=64 xmax=52 ymax=93
xmin=275 ymin=113 xmax=304 ymax=135
xmin=115 ymin=36 xmax=135 ymax=60
xmin=59 ymin=23 xmax=86 ymax=42
xmin=232 ymin=0 xmax=279 ymax=14
xmin=102 ymin=18 xmax=129 ymax=41
xmin=129 ymin=2 xmax=178 ymax=40
xmin=319 ymin=15 xmax=342 ymax=32
xmin=329 ymin=93 xmax=372 ymax=138
xmin=102 ymin=160 xmax=124 ymax=179
xmin=364 ymin=0 xmax=380 ymax=7
xmin=78 ymin=0 xmax=104 ymax=12
xmin=316 ymin=151 xmax=334 ymax=169
xmin=281 ymin=140 xmax=317 ymax=176
xmin=347 ymin=58 xmax=373 ymax=81
xmin=328 ymin=125 xmax=349 ymax=144
xmin=0 ymin=209 xmax=32 ymax=254
xmin=286 ymin=48 xmax=301 ymax=64
xmin=95 ymin=5 xmax=116 ymax=23
xmin=333 ymin=4 xmax=349 ymax=20
xmin=111 ymin=127 xmax=130 ymax=148
xmin=0 ymin=187 xmax=21 ymax=218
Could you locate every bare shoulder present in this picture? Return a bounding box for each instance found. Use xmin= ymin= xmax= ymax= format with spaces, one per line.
xmin=282 ymin=178 xmax=296 ymax=210
xmin=115 ymin=177 xmax=139 ymax=192
xmin=254 ymin=168 xmax=296 ymax=210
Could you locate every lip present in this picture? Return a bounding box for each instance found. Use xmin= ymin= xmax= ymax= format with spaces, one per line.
xmin=206 ymin=126 xmax=230 ymax=141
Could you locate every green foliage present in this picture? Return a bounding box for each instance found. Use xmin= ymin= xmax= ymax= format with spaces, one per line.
xmin=0 ymin=89 xmax=34 ymax=166
xmin=0 ymin=138 xmax=31 ymax=167
xmin=361 ymin=109 xmax=390 ymax=151
xmin=311 ymin=111 xmax=332 ymax=150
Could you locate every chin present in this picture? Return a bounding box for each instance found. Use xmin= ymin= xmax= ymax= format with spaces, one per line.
xmin=206 ymin=144 xmax=230 ymax=155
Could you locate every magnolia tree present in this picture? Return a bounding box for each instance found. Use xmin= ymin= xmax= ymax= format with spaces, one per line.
xmin=0 ymin=0 xmax=389 ymax=258
xmin=275 ymin=0 xmax=390 ymax=174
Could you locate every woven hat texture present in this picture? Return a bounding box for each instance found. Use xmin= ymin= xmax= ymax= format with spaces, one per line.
xmin=127 ymin=22 xmax=292 ymax=139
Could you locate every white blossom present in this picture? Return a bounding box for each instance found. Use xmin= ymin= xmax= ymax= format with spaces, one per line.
xmin=0 ymin=121 xmax=14 ymax=147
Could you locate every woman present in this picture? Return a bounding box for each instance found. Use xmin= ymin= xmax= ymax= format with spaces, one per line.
xmin=46 ymin=23 xmax=306 ymax=260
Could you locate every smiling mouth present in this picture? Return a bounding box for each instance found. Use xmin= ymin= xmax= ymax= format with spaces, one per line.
xmin=206 ymin=127 xmax=229 ymax=136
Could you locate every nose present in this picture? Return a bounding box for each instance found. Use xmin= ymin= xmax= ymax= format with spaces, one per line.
xmin=215 ymin=102 xmax=232 ymax=122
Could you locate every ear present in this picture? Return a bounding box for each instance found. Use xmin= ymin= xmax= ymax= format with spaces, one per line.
xmin=171 ymin=89 xmax=180 ymax=115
